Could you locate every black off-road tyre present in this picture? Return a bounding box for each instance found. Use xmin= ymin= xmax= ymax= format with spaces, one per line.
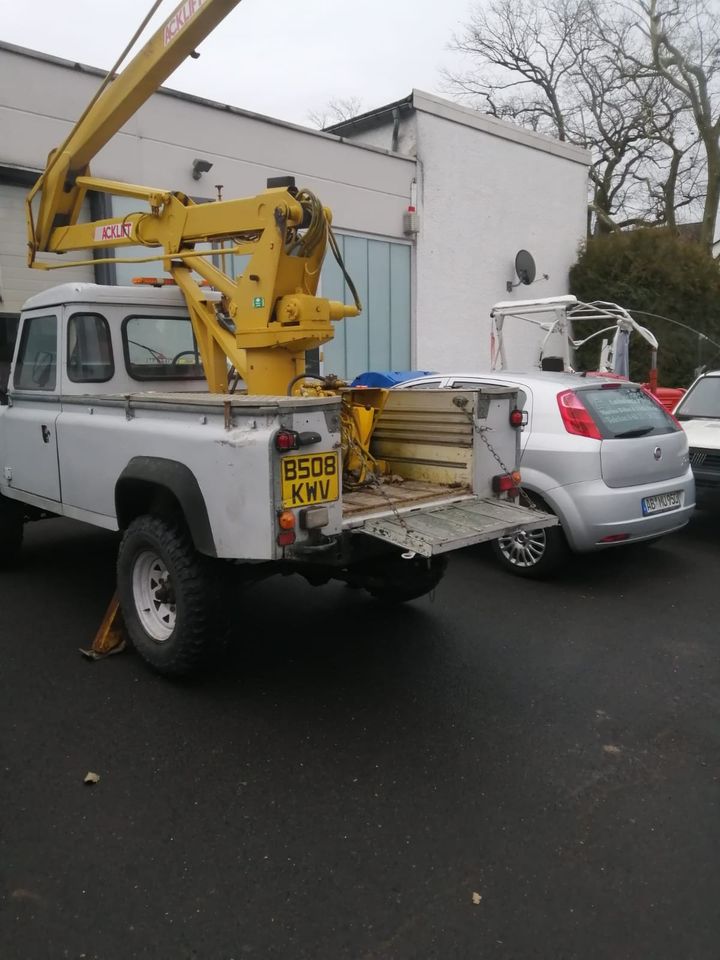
xmin=0 ymin=496 xmax=24 ymax=568
xmin=117 ymin=514 xmax=226 ymax=677
xmin=365 ymin=554 xmax=448 ymax=603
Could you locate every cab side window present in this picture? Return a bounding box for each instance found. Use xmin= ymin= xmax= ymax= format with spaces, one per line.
xmin=13 ymin=314 xmax=58 ymax=391
xmin=67 ymin=313 xmax=114 ymax=383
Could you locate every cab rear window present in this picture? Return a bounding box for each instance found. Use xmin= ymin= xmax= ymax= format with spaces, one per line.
xmin=122 ymin=314 xmax=204 ymax=381
xmin=579 ymin=385 xmax=678 ymax=439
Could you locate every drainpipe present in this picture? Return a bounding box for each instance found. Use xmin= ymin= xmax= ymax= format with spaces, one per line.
xmin=392 ymin=107 xmax=400 ymax=152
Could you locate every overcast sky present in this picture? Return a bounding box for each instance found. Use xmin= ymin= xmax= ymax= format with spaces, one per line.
xmin=3 ymin=0 xmax=476 ymax=126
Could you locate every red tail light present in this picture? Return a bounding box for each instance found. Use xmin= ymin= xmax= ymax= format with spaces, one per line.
xmin=510 ymin=408 xmax=524 ymax=428
xmin=557 ymin=390 xmax=602 ymax=440
xmin=492 ymin=473 xmax=520 ymax=496
xmin=274 ymin=429 xmax=299 ymax=451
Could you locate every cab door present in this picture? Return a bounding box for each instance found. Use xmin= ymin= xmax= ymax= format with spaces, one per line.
xmin=2 ymin=311 xmax=62 ymax=503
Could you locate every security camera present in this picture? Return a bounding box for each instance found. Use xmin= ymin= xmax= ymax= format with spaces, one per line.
xmin=192 ymin=158 xmax=214 ymax=180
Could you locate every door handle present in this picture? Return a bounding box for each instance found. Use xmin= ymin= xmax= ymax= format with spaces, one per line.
xmin=41 ymin=424 xmax=51 ymax=444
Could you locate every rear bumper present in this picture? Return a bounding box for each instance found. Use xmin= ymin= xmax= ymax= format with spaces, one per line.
xmin=545 ymin=469 xmax=695 ymax=552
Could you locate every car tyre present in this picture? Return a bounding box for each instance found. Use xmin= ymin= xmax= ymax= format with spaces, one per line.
xmin=117 ymin=514 xmax=225 ymax=676
xmin=492 ymin=501 xmax=569 ymax=579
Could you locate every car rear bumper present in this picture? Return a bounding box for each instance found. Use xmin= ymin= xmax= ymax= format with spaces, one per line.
xmin=546 ymin=469 xmax=695 ymax=552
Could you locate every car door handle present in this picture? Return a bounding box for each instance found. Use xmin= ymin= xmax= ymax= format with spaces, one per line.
xmin=41 ymin=424 xmax=51 ymax=444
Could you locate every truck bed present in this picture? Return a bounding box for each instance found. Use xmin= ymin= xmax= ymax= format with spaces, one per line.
xmin=342 ymin=480 xmax=471 ymax=522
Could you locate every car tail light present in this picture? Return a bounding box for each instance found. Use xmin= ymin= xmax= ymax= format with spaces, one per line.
xmin=277 ymin=530 xmax=296 ymax=546
xmin=274 ymin=429 xmax=299 ymax=451
xmin=557 ymin=390 xmax=602 ymax=440
xmin=598 ymin=533 xmax=630 ymax=543
xmin=510 ymin=408 xmax=525 ymax=427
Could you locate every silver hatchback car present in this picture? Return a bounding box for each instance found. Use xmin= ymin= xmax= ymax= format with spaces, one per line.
xmin=398 ymin=371 xmax=695 ymax=576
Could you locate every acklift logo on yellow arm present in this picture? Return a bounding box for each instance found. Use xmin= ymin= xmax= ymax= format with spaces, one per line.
xmin=281 ymin=453 xmax=340 ymax=509
xmin=163 ymin=0 xmax=208 ymax=46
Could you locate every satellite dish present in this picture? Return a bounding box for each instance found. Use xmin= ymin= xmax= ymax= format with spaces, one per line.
xmin=515 ymin=249 xmax=537 ymax=285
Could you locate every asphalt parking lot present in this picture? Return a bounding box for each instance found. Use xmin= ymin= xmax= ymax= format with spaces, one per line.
xmin=2 ymin=510 xmax=719 ymax=960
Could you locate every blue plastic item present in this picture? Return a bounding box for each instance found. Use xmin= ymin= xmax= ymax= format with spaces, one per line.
xmin=350 ymin=370 xmax=435 ymax=388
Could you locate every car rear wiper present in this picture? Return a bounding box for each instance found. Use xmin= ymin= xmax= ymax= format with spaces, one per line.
xmin=615 ymin=426 xmax=655 ymax=438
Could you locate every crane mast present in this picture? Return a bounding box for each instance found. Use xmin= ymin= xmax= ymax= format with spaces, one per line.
xmin=25 ymin=0 xmax=360 ymax=395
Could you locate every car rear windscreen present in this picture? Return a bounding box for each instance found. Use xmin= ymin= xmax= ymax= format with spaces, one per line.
xmin=675 ymin=376 xmax=720 ymax=420
xmin=579 ymin=385 xmax=678 ymax=439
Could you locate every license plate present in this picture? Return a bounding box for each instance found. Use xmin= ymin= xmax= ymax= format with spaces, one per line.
xmin=281 ymin=452 xmax=340 ymax=508
xmin=642 ymin=490 xmax=681 ymax=515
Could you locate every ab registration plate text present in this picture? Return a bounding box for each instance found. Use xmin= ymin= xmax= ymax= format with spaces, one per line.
xmin=281 ymin=452 xmax=340 ymax=508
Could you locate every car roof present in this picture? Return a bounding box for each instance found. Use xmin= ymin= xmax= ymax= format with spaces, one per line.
xmin=405 ymin=370 xmax=629 ymax=388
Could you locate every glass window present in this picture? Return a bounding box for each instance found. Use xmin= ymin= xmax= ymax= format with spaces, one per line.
xmin=67 ymin=313 xmax=114 ymax=383
xmin=451 ymin=380 xmax=528 ymax=408
xmin=122 ymin=315 xmax=204 ymax=381
xmin=14 ymin=314 xmax=58 ymax=391
xmin=675 ymin=376 xmax=720 ymax=420
xmin=0 ymin=314 xmax=19 ymax=394
xmin=403 ymin=379 xmax=443 ymax=389
xmin=580 ymin=385 xmax=678 ymax=438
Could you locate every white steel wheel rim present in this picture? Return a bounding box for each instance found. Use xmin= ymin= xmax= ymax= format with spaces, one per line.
xmin=498 ymin=528 xmax=547 ymax=568
xmin=132 ymin=549 xmax=176 ymax=642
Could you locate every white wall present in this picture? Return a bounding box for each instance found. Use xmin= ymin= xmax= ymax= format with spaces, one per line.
xmin=412 ymin=96 xmax=588 ymax=372
xmin=333 ymin=91 xmax=590 ymax=373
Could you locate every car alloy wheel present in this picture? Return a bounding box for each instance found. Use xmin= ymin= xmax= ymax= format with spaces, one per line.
xmin=497 ymin=528 xmax=547 ymax=568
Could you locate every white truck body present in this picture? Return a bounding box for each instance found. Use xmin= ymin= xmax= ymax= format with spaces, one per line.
xmin=0 ymin=283 xmax=552 ymax=563
xmin=0 ymin=283 xmax=556 ymax=673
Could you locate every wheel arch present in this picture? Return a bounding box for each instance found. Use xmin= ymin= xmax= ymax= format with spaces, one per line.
xmin=115 ymin=457 xmax=216 ymax=557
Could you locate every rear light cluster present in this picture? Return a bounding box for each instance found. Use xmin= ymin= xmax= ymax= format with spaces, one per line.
xmin=556 ymin=390 xmax=602 ymax=440
xmin=492 ymin=471 xmax=522 ymax=497
xmin=277 ymin=510 xmax=296 ymax=546
xmin=509 ymin=408 xmax=525 ymax=428
xmin=275 ymin=430 xmax=299 ymax=452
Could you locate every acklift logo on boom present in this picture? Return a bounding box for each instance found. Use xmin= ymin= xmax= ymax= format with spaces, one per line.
xmin=163 ymin=0 xmax=207 ymax=46
xmin=94 ymin=223 xmax=133 ymax=242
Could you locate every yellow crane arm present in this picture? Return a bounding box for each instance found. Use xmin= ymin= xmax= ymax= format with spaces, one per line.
xmin=25 ymin=0 xmax=361 ymax=395
xmin=28 ymin=0 xmax=243 ymax=258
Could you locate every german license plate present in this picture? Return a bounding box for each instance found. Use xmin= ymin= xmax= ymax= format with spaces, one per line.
xmin=281 ymin=452 xmax=340 ymax=508
xmin=642 ymin=490 xmax=681 ymax=515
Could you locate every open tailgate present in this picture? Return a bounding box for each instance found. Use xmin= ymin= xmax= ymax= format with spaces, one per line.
xmin=358 ymin=495 xmax=557 ymax=558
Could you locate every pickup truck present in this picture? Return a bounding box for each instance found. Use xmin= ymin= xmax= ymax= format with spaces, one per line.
xmin=0 ymin=282 xmax=554 ymax=675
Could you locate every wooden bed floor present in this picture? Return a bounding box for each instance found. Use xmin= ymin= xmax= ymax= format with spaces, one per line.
xmin=341 ymin=480 xmax=470 ymax=518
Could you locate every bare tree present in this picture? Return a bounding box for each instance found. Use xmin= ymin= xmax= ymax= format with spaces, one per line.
xmin=445 ymin=0 xmax=702 ymax=234
xmin=307 ymin=97 xmax=363 ymax=130
xmin=642 ymin=0 xmax=720 ymax=251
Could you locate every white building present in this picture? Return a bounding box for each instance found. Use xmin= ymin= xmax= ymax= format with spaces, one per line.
xmin=0 ymin=42 xmax=589 ymax=384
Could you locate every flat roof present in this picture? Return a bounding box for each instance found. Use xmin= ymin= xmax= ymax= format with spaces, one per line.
xmin=328 ymin=90 xmax=590 ymax=166
xmin=0 ymin=41 xmax=414 ymax=165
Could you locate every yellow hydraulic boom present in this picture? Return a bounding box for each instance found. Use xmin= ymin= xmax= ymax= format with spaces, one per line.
xmin=25 ymin=0 xmax=360 ymax=395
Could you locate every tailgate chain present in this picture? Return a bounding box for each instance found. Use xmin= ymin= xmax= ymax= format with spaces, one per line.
xmin=452 ymin=396 xmax=539 ymax=512
xmin=344 ymin=434 xmax=419 ymax=560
